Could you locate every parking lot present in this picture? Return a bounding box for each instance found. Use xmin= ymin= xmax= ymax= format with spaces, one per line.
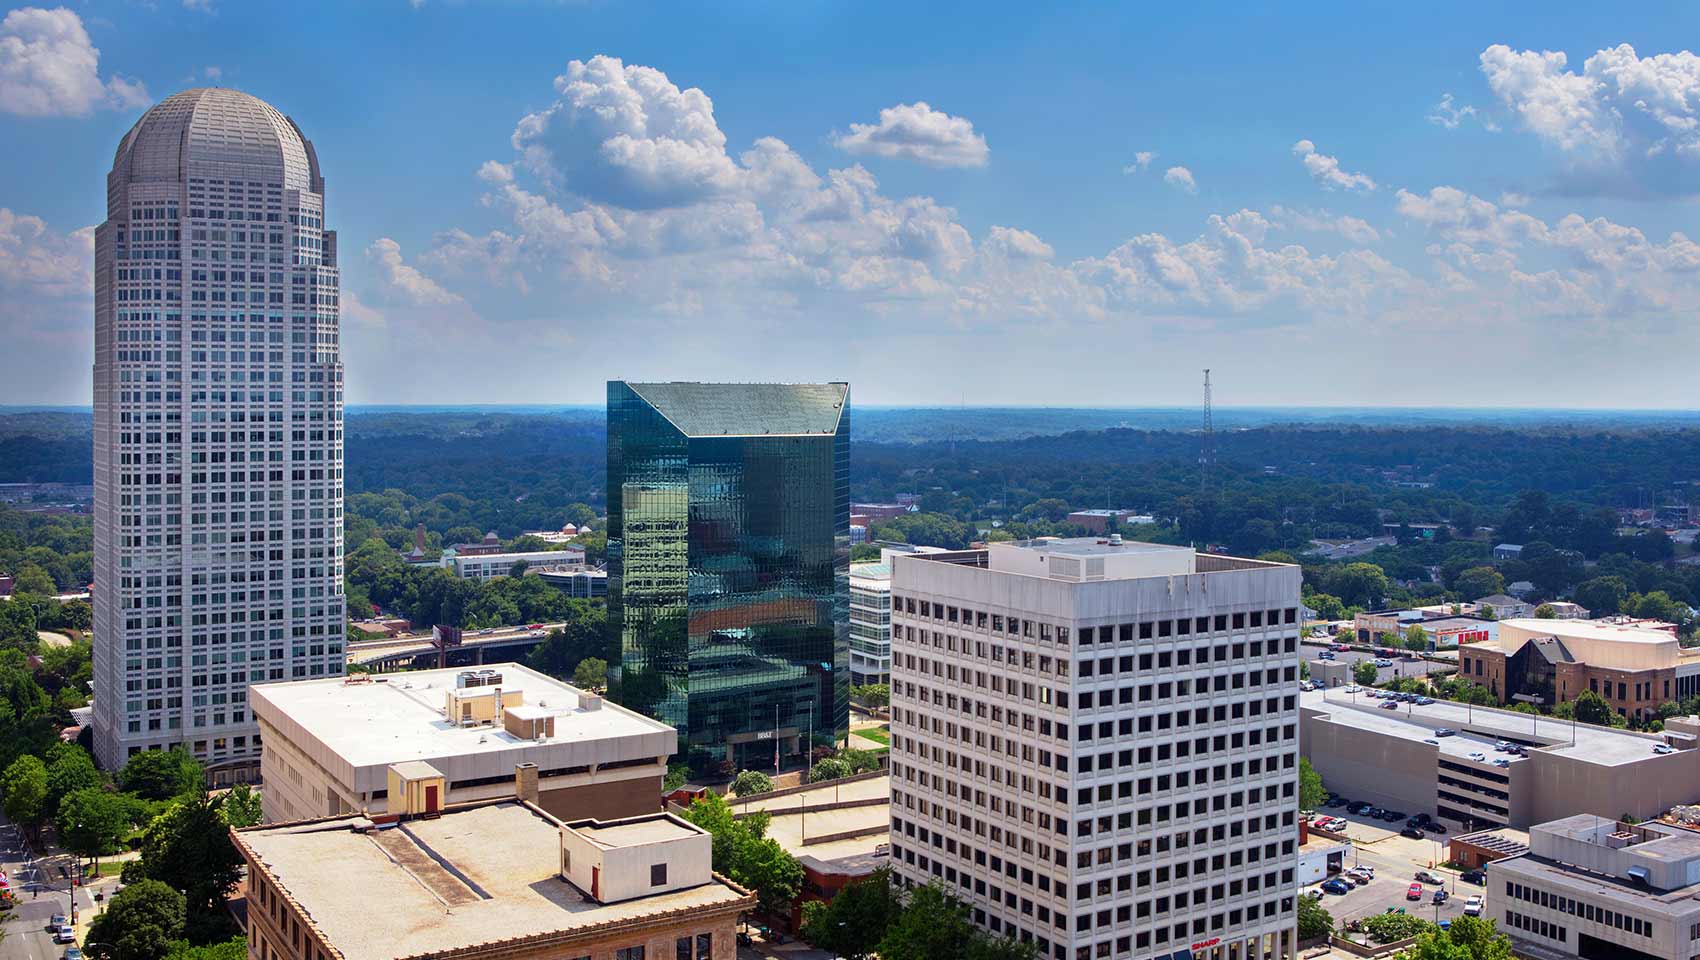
xmin=1304 ymin=805 xmax=1488 ymax=928
xmin=1302 ymin=637 xmax=1448 ymax=685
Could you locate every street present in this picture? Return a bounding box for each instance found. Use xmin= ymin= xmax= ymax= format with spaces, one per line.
xmin=1 ymin=815 xmax=97 ymax=960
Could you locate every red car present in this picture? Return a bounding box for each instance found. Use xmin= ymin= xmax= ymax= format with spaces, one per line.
xmin=1406 ymin=883 xmax=1423 ymax=901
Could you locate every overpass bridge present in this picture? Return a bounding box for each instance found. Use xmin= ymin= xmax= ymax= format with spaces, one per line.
xmin=345 ymin=621 xmax=566 ymax=672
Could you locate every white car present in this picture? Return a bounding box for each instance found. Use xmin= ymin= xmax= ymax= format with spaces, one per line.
xmin=1468 ymin=751 xmax=1487 ymax=762
xmin=1655 ymin=744 xmax=1675 ymax=755
xmin=53 ymin=927 xmax=77 ymax=945
xmin=1349 ymin=865 xmax=1375 ymax=879
xmin=1464 ymin=895 xmax=1484 ymax=916
xmin=1374 ymin=658 xmax=1394 ymax=667
xmin=1493 ymin=740 xmax=1511 ymax=751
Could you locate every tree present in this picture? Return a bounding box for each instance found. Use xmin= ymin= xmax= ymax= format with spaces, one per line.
xmin=1353 ymin=661 xmax=1379 ymax=686
xmin=220 ymin=784 xmax=262 ymax=828
xmin=1307 ymin=593 xmax=1347 ymax=622
xmin=1575 ymin=576 xmax=1629 ymax=617
xmin=45 ymin=742 xmax=102 ymax=810
xmin=1572 ymin=689 xmax=1617 ymax=727
xmin=801 ymin=867 xmax=902 ymax=960
xmin=680 ymin=793 xmax=801 ymax=915
xmin=136 ymin=793 xmax=244 ymax=939
xmin=1298 ymin=757 xmax=1326 ymax=811
xmin=1453 ymin=566 xmax=1505 ymax=602
xmin=571 ymin=657 xmax=608 ymax=691
xmin=163 ymin=938 xmax=247 ymax=960
xmin=730 ymin=769 xmax=774 ymax=797
xmin=12 ymin=563 xmax=57 ymax=596
xmin=1322 ymin=563 xmax=1389 ymax=609
xmin=810 ymin=757 xmax=852 ymax=782
xmin=1297 ymin=894 xmax=1333 ymax=940
xmin=663 ymin=764 xmax=689 ymax=791
xmin=85 ymin=879 xmax=186 ymax=960
xmin=56 ymin=786 xmax=134 ymax=868
xmin=1 ymin=754 xmax=48 ymax=838
xmin=1404 ymin=624 xmax=1430 ymax=654
xmin=1403 ymin=916 xmax=1513 ymax=960
xmin=120 ymin=748 xmax=203 ymax=801
xmin=876 ymin=882 xmax=1034 ymax=960
xmin=1534 ymin=603 xmax=1556 ymax=619
xmin=525 ymin=604 xmax=608 ymax=679
xmin=857 ymin=684 xmax=890 ymax=709
xmin=1360 ymin=911 xmax=1431 ymax=943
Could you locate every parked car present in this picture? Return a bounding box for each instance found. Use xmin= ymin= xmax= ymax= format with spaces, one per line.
xmin=1384 ymin=810 xmax=1407 ymax=822
xmin=1460 ymin=869 xmax=1486 ymax=885
xmin=1415 ymin=696 xmax=1435 ymax=705
xmin=1379 ymin=700 xmax=1399 ymax=710
xmin=1334 ymin=643 xmax=1351 ymax=652
xmin=1464 ymin=895 xmax=1485 ymax=916
xmin=1415 ymin=870 xmax=1446 ymax=884
xmin=1655 ymin=744 xmax=1675 ymax=755
xmin=1423 ymin=738 xmax=1440 ymax=745
xmin=1322 ymin=878 xmax=1352 ymax=895
xmin=1433 ymin=728 xmax=1456 ymax=737
xmin=1411 ymin=813 xmax=1433 ymax=825
xmin=1492 ymin=758 xmax=1511 ymax=768
xmin=1401 ymin=826 xmax=1426 ymax=839
xmin=1347 ymin=866 xmax=1376 ymax=881
xmin=1318 ymin=652 xmax=1336 ymax=661
xmin=1374 ymin=658 xmax=1394 ymax=667
xmin=1494 ymin=740 xmax=1511 ymax=751
xmin=1407 ymin=883 xmax=1424 ymax=901
xmin=1423 ymin=822 xmax=1448 ymax=834
xmin=1468 ymin=751 xmax=1487 ymax=761
xmin=1432 ymin=889 xmax=1449 ymax=904
xmin=1326 ymin=797 xmax=1349 ymax=808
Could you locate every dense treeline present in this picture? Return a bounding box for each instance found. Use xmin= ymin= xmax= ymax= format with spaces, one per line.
xmin=344 ymin=537 xmax=598 ymax=628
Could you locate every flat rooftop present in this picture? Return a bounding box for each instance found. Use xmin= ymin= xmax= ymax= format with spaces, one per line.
xmin=572 ymin=815 xmax=701 ymax=848
xmin=236 ymin=802 xmax=749 ymax=960
xmin=1497 ymin=617 xmax=1676 ymax=645
xmin=1303 ymin=687 xmax=1672 ymax=766
xmin=250 ymin=663 xmax=676 ymax=769
xmin=1002 ymin=537 xmax=1190 ymax=558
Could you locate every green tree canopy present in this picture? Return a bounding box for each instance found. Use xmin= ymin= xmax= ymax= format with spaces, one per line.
xmin=1453 ymin=566 xmax=1505 ymax=602
xmin=876 ymin=882 xmax=1035 ymax=960
xmin=800 ymin=867 xmax=902 ymax=960
xmin=680 ymin=793 xmax=801 ymax=914
xmin=120 ymin=748 xmax=203 ymax=801
xmin=1 ymin=754 xmax=48 ymax=836
xmin=1353 ymin=661 xmax=1379 ymax=686
xmin=45 ymin=741 xmax=102 ymax=809
xmin=571 ymin=657 xmax=608 ymax=691
xmin=1297 ymin=894 xmax=1333 ymax=940
xmin=1571 ymin=689 xmax=1618 ymax=727
xmin=810 ymin=757 xmax=852 ymax=782
xmin=220 ymin=784 xmax=262 ymax=828
xmin=136 ymin=792 xmax=245 ymax=928
xmin=1298 ymin=757 xmax=1326 ymax=811
xmin=85 ymin=879 xmax=186 ymax=960
xmin=729 ymin=770 xmax=774 ymax=797
xmin=1574 ymin=576 xmax=1629 ymax=617
xmin=56 ymin=786 xmax=134 ymax=865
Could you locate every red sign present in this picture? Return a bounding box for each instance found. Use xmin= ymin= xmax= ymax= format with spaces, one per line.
xmin=1192 ymin=938 xmax=1221 ymax=952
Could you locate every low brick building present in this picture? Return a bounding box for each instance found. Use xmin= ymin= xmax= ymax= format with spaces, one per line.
xmin=232 ymin=774 xmax=754 ymax=960
xmin=1457 ymin=619 xmax=1700 ymax=721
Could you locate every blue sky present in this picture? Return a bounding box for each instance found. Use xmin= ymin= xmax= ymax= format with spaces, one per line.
xmin=4 ymin=1 xmax=1700 ymax=406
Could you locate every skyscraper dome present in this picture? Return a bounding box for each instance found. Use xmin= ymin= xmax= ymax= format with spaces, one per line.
xmin=110 ymin=87 xmax=321 ymax=192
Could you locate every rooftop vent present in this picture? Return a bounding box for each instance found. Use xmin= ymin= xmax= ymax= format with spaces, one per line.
xmin=579 ymin=693 xmax=603 ymax=711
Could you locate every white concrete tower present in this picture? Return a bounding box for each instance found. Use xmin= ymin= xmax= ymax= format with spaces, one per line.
xmin=888 ymin=540 xmax=1304 ymax=960
xmin=93 ymin=88 xmax=346 ymax=778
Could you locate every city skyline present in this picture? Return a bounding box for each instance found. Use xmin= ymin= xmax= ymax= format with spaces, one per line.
xmin=4 ymin=2 xmax=1700 ymax=409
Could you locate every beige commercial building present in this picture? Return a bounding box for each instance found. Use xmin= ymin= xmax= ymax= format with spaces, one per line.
xmin=1458 ymin=618 xmax=1700 ymax=721
xmin=233 ymin=781 xmax=753 ymax=960
xmin=251 ymin=662 xmax=676 ymax=824
xmin=1302 ymin=688 xmax=1700 ymax=830
xmin=1489 ymin=814 xmax=1700 ymax=960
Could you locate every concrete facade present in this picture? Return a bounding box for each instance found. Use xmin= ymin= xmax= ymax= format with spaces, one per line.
xmin=251 ymin=663 xmax=675 ymax=823
xmin=1458 ymin=618 xmax=1700 ymax=721
xmin=889 ymin=539 xmax=1304 ymax=960
xmin=234 ymin=799 xmax=752 ymax=960
xmin=1490 ymin=815 xmax=1700 ymax=960
xmin=92 ymin=88 xmax=346 ymax=773
xmin=1302 ymin=690 xmax=1700 ymax=830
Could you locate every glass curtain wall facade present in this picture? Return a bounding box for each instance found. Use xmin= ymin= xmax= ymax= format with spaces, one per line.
xmin=607 ymin=382 xmax=849 ymax=774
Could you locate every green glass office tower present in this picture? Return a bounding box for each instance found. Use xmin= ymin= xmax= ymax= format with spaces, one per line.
xmin=607 ymin=381 xmax=850 ymax=774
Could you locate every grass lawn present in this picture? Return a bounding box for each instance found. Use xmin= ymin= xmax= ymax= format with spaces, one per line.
xmin=858 ymin=726 xmax=890 ymax=745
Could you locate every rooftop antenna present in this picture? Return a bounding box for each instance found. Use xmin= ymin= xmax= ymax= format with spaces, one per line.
xmin=1200 ymin=369 xmax=1215 ymax=497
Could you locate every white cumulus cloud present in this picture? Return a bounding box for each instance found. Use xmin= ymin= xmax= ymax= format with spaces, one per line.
xmin=0 ymin=7 xmax=149 ymax=116
xmin=1480 ymin=42 xmax=1700 ymax=194
xmin=1291 ymin=140 xmax=1377 ymax=192
xmin=831 ymin=101 xmax=989 ymax=168
xmin=1163 ymin=166 xmax=1197 ymax=194
xmin=1427 ymin=93 xmax=1498 ymax=131
xmin=1122 ymin=151 xmax=1157 ymax=174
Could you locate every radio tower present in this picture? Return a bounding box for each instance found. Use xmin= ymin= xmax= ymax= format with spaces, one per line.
xmin=1200 ymin=369 xmax=1215 ymax=497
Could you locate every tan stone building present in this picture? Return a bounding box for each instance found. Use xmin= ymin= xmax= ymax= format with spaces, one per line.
xmin=233 ymin=773 xmax=753 ymax=960
xmin=250 ymin=663 xmax=676 ymax=824
xmin=1457 ymin=619 xmax=1700 ymax=721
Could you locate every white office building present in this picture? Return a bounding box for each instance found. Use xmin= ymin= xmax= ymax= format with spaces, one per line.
xmin=1490 ymin=814 xmax=1700 ymax=960
xmin=92 ymin=88 xmax=345 ymax=775
xmin=888 ymin=539 xmax=1304 ymax=960
xmin=850 ymin=546 xmax=950 ymax=687
xmin=447 ymin=547 xmax=586 ymax=580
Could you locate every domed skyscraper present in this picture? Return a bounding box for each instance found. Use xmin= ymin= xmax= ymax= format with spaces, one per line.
xmin=93 ymin=89 xmax=346 ymax=779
